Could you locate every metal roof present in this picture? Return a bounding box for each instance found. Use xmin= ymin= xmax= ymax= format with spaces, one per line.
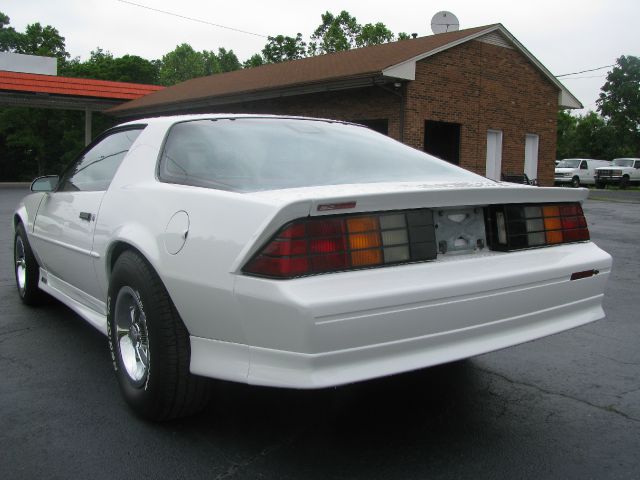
xmin=0 ymin=71 xmax=163 ymax=111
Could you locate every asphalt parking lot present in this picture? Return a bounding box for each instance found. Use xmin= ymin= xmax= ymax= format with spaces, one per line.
xmin=1 ymin=186 xmax=639 ymax=480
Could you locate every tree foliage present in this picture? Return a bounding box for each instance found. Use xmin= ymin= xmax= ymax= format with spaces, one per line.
xmin=243 ymin=53 xmax=264 ymax=69
xmin=20 ymin=22 xmax=68 ymax=60
xmin=159 ymin=44 xmax=241 ymax=85
xmin=262 ymin=34 xmax=306 ymax=63
xmin=557 ymin=55 xmax=640 ymax=161
xmin=253 ymin=10 xmax=399 ymax=65
xmin=62 ymin=48 xmax=159 ymax=84
xmin=159 ymin=43 xmax=206 ymax=85
xmin=309 ymin=11 xmax=362 ymax=54
xmin=356 ymin=22 xmax=395 ymax=48
xmin=0 ymin=12 xmax=22 ymax=52
xmin=557 ymin=110 xmax=634 ymax=161
xmin=215 ymin=47 xmax=241 ymax=73
xmin=597 ymin=55 xmax=640 ymax=155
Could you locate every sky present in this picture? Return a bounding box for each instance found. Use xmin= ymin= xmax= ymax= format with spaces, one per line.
xmin=3 ymin=0 xmax=639 ymax=114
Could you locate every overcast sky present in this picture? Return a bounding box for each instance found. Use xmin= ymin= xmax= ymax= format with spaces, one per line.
xmin=4 ymin=0 xmax=639 ymax=114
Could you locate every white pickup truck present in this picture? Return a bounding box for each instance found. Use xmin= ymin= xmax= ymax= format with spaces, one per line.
xmin=595 ymin=158 xmax=640 ymax=189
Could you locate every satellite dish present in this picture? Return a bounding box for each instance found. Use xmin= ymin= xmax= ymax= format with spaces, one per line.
xmin=431 ymin=11 xmax=460 ymax=34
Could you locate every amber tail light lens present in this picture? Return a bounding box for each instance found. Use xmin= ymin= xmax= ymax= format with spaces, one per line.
xmin=243 ymin=209 xmax=437 ymax=279
xmin=486 ymin=202 xmax=590 ymax=251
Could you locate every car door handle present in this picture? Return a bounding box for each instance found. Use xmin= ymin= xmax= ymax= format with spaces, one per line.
xmin=79 ymin=212 xmax=93 ymax=221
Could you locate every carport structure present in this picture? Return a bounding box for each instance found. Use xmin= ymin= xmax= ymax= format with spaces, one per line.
xmin=0 ymin=71 xmax=162 ymax=144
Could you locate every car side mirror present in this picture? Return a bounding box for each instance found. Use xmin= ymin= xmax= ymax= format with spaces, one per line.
xmin=31 ymin=175 xmax=59 ymax=192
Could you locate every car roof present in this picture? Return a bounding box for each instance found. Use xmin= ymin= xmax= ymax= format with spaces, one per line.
xmin=116 ymin=114 xmax=358 ymax=128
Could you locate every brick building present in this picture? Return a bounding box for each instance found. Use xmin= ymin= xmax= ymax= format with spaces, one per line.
xmin=111 ymin=24 xmax=581 ymax=186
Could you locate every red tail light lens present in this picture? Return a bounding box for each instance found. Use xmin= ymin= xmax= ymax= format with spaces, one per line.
xmin=243 ymin=209 xmax=437 ymax=278
xmin=486 ymin=202 xmax=590 ymax=251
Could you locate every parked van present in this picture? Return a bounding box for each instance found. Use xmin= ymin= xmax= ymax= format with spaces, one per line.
xmin=554 ymin=159 xmax=611 ymax=187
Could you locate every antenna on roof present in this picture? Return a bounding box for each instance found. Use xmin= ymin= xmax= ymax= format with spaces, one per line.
xmin=430 ymin=11 xmax=460 ymax=34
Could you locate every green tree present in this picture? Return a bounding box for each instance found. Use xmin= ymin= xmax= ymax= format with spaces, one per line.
xmin=202 ymin=48 xmax=241 ymax=74
xmin=356 ymin=22 xmax=394 ymax=48
xmin=216 ymin=47 xmax=241 ymax=72
xmin=243 ymin=53 xmax=264 ymax=69
xmin=202 ymin=49 xmax=221 ymax=75
xmin=397 ymin=32 xmax=411 ymax=40
xmin=261 ymin=33 xmax=306 ymax=63
xmin=113 ymin=54 xmax=159 ymax=83
xmin=62 ymin=48 xmax=159 ymax=84
xmin=556 ymin=110 xmax=578 ymax=160
xmin=19 ymin=22 xmax=68 ymax=61
xmin=158 ymin=43 xmax=206 ymax=86
xmin=572 ymin=112 xmax=615 ymax=159
xmin=556 ymin=111 xmax=631 ymax=161
xmin=597 ymin=55 xmax=640 ymax=155
xmin=0 ymin=11 xmax=22 ymax=52
xmin=309 ymin=11 xmax=361 ymax=54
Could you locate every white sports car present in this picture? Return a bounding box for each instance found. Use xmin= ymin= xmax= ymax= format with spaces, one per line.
xmin=13 ymin=115 xmax=611 ymax=420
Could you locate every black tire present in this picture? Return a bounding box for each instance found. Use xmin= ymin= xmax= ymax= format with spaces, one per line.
xmin=107 ymin=250 xmax=211 ymax=421
xmin=595 ymin=181 xmax=606 ymax=189
xmin=14 ymin=222 xmax=45 ymax=305
xmin=571 ymin=176 xmax=580 ymax=188
xmin=620 ymin=175 xmax=630 ymax=190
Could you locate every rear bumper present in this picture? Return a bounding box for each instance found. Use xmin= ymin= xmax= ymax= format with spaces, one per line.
xmin=190 ymin=242 xmax=611 ymax=388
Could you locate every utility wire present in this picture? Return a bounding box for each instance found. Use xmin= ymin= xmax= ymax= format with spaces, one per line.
xmin=116 ymin=0 xmax=268 ymax=38
xmin=561 ymin=74 xmax=609 ymax=80
xmin=556 ymin=64 xmax=615 ymax=77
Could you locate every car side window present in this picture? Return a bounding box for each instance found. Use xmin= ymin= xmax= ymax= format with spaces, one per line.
xmin=580 ymin=161 xmax=588 ymax=170
xmin=59 ymin=128 xmax=144 ymax=192
xmin=635 ymin=161 xmax=640 ymax=169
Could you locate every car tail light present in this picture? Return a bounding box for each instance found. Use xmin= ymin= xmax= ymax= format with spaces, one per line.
xmin=486 ymin=202 xmax=589 ymax=251
xmin=243 ymin=209 xmax=437 ymax=278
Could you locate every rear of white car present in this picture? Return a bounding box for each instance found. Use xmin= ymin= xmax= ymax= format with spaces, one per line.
xmin=117 ymin=117 xmax=611 ymax=389
xmin=14 ymin=115 xmax=612 ymax=420
xmin=181 ymin=184 xmax=610 ymax=388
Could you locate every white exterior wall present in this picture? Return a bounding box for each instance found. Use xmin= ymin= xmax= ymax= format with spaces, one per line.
xmin=0 ymin=52 xmax=57 ymax=75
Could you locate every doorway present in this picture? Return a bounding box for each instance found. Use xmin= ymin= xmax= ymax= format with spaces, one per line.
xmin=524 ymin=134 xmax=539 ymax=182
xmin=485 ymin=130 xmax=503 ymax=180
xmin=424 ymin=121 xmax=461 ymax=165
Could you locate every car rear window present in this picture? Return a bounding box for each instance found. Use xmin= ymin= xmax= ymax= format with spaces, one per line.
xmin=158 ymin=118 xmax=481 ymax=192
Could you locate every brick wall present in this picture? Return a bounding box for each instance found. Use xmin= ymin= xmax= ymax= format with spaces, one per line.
xmin=198 ymin=40 xmax=559 ymax=186
xmin=405 ymin=40 xmax=558 ymax=185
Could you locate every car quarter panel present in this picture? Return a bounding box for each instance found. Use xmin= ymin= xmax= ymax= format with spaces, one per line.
xmin=93 ymin=185 xmax=308 ymax=344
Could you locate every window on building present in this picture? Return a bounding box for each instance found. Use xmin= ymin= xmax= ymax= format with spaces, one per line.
xmin=424 ymin=121 xmax=461 ymax=165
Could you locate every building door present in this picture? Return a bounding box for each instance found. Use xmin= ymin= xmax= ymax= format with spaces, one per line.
xmin=485 ymin=129 xmax=503 ymax=180
xmin=424 ymin=121 xmax=461 ymax=165
xmin=524 ymin=134 xmax=539 ymax=182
